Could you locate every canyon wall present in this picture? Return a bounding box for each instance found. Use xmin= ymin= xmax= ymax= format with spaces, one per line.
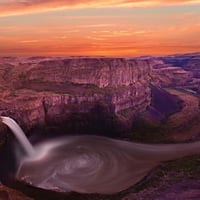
xmin=137 ymin=58 xmax=192 ymax=87
xmin=152 ymin=65 xmax=193 ymax=87
xmin=156 ymin=53 xmax=200 ymax=93
xmin=0 ymin=57 xmax=153 ymax=134
xmin=24 ymin=58 xmax=152 ymax=88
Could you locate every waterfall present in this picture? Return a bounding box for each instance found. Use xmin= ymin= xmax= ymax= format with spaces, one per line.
xmin=1 ymin=116 xmax=200 ymax=194
xmin=1 ymin=116 xmax=34 ymax=156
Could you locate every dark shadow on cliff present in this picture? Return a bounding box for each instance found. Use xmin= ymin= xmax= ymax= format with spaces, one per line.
xmin=128 ymin=86 xmax=184 ymax=143
xmin=28 ymin=101 xmax=126 ymax=143
xmin=0 ymin=131 xmax=19 ymax=185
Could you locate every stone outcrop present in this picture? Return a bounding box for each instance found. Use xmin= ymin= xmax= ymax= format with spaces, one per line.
xmin=0 ymin=57 xmax=153 ymax=133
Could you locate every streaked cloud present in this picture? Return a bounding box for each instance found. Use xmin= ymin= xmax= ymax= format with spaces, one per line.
xmin=19 ymin=40 xmax=39 ymax=43
xmin=0 ymin=0 xmax=200 ymax=17
xmin=78 ymin=24 xmax=116 ymax=28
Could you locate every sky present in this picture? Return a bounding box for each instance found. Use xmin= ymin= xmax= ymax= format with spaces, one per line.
xmin=0 ymin=0 xmax=200 ymax=57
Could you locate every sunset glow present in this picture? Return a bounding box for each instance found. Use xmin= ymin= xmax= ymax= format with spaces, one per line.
xmin=0 ymin=0 xmax=200 ymax=56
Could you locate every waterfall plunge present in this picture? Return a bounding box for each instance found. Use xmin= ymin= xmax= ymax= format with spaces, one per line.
xmin=1 ymin=116 xmax=200 ymax=194
xmin=1 ymin=116 xmax=34 ymax=156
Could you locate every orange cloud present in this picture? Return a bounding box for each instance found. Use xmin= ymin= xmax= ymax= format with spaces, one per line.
xmin=0 ymin=0 xmax=200 ymax=56
xmin=0 ymin=0 xmax=200 ymax=17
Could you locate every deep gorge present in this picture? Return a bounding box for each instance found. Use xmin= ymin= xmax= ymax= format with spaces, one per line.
xmin=0 ymin=54 xmax=200 ymax=200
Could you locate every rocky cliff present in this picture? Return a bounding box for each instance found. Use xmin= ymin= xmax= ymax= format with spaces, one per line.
xmin=155 ymin=52 xmax=200 ymax=93
xmin=0 ymin=57 xmax=153 ymax=134
xmin=152 ymin=66 xmax=193 ymax=87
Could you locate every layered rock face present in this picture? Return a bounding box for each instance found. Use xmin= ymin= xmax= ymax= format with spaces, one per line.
xmin=0 ymin=57 xmax=153 ymax=133
xmin=143 ymin=58 xmax=192 ymax=87
xmin=152 ymin=66 xmax=193 ymax=87
xmin=136 ymin=53 xmax=200 ymax=94
xmin=158 ymin=52 xmax=200 ymax=71
xmin=24 ymin=58 xmax=152 ymax=88
xmin=155 ymin=53 xmax=200 ymax=93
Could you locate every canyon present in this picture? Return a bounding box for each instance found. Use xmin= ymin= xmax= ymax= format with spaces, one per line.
xmin=149 ymin=52 xmax=200 ymax=92
xmin=0 ymin=57 xmax=153 ymax=135
xmin=1 ymin=54 xmax=199 ymax=135
xmin=0 ymin=53 xmax=200 ymax=200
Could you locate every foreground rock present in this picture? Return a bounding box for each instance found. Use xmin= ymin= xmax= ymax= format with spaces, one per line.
xmin=122 ymin=155 xmax=200 ymax=200
xmin=123 ymin=179 xmax=200 ymax=200
xmin=0 ymin=183 xmax=32 ymax=200
xmin=155 ymin=180 xmax=200 ymax=200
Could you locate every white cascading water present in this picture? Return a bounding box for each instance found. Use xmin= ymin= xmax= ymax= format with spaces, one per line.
xmin=1 ymin=116 xmax=200 ymax=194
xmin=1 ymin=116 xmax=34 ymax=156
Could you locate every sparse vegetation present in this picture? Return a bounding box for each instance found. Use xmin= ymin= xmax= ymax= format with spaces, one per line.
xmin=21 ymin=80 xmax=104 ymax=95
xmin=18 ymin=72 xmax=26 ymax=79
xmin=129 ymin=118 xmax=171 ymax=143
